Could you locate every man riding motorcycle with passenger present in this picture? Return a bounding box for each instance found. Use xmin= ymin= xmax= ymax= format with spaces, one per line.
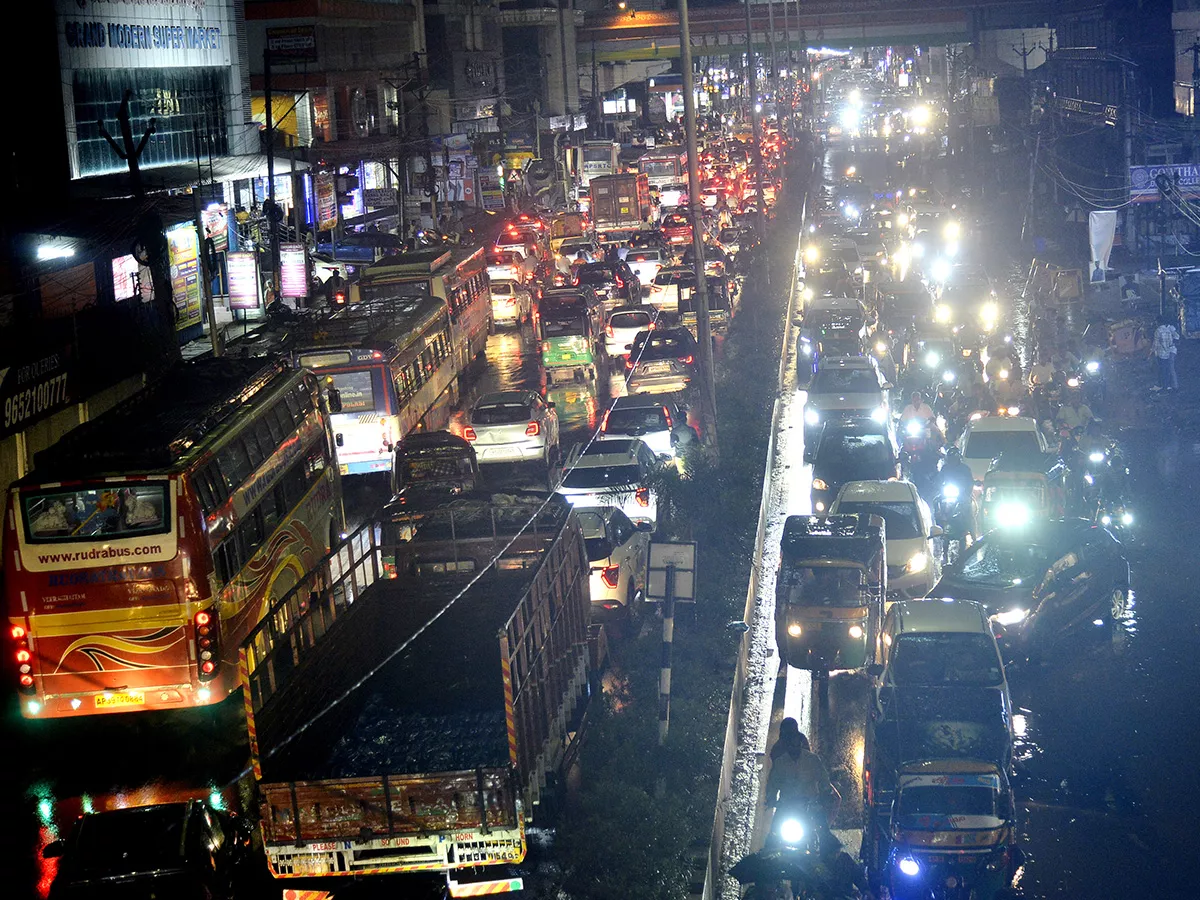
xmin=765 ymin=718 xmax=840 ymax=855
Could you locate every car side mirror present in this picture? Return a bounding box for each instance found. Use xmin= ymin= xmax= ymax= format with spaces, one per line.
xmin=866 ymin=663 xmax=884 ymax=678
xmin=42 ymin=840 xmax=65 ymax=859
xmin=929 ymin=524 xmax=944 ymax=538
xmin=547 ymin=401 xmax=556 ymax=409
xmin=635 ymin=520 xmax=653 ymax=532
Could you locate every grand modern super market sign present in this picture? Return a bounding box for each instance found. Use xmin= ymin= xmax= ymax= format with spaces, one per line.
xmin=58 ymin=0 xmax=230 ymax=69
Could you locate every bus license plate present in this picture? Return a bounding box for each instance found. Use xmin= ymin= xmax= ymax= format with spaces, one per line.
xmin=95 ymin=691 xmax=145 ymax=708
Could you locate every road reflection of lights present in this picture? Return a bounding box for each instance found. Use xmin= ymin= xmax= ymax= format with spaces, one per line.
xmin=1013 ymin=713 xmax=1028 ymax=738
xmin=853 ymin=737 xmax=865 ymax=780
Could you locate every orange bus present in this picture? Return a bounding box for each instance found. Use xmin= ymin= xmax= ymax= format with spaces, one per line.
xmin=5 ymin=358 xmax=344 ymax=718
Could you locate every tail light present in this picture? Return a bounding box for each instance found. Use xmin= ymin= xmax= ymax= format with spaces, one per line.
xmin=333 ymin=290 xmax=347 ymax=306
xmin=525 ymin=421 xmax=541 ymax=436
xmin=679 ymin=355 xmax=694 ymax=365
xmin=601 ymin=565 xmax=621 ymax=588
xmin=464 ymin=426 xmax=478 ymax=441
xmin=662 ymin=406 xmax=673 ymax=429
xmin=194 ymin=608 xmax=219 ymax=681
xmin=542 ymin=340 xmax=550 ymax=353
xmin=12 ymin=624 xmax=34 ymax=694
xmin=635 ymin=487 xmax=650 ymax=507
xmin=606 ymin=323 xmax=614 ymax=337
xmin=601 ymin=409 xmax=611 ymax=432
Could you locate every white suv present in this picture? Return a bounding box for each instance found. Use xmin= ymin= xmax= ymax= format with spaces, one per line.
xmin=575 ymin=505 xmax=651 ymax=620
xmin=556 ymin=438 xmax=660 ymax=528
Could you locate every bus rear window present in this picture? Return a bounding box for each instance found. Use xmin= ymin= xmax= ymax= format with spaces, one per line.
xmin=23 ymin=483 xmax=170 ymax=543
xmin=325 ymin=370 xmax=379 ymax=413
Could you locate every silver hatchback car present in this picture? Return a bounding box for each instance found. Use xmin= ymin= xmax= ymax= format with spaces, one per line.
xmin=465 ymin=390 xmax=560 ymax=468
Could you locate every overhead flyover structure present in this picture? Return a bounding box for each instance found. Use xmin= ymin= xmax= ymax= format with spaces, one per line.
xmin=578 ymin=0 xmax=1052 ymax=63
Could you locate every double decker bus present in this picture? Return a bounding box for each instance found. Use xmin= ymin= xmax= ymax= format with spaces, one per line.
xmin=291 ymin=296 xmax=457 ymax=475
xmin=355 ymin=247 xmax=492 ymax=378
xmin=5 ymin=359 xmax=344 ymax=718
xmin=638 ymin=146 xmax=688 ymax=190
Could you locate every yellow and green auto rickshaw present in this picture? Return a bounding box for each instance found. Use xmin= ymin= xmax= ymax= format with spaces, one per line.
xmin=775 ymin=514 xmax=887 ymax=673
xmin=979 ymin=452 xmax=1067 ymax=529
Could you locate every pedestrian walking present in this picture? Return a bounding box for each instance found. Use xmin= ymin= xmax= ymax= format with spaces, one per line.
xmin=1150 ymin=315 xmax=1180 ymax=392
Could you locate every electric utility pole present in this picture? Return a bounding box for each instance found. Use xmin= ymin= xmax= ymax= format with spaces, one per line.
xmin=1012 ymin=32 xmax=1036 ymax=78
xmin=743 ymin=0 xmax=769 ymax=262
xmin=679 ymin=0 xmax=718 ymax=453
xmin=264 ymin=49 xmax=281 ymax=295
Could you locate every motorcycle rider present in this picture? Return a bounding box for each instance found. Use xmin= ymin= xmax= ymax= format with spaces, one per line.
xmin=1057 ymin=392 xmax=1096 ymax=432
xmin=900 ymin=391 xmax=936 ymax=423
xmin=765 ymin=718 xmax=838 ymax=853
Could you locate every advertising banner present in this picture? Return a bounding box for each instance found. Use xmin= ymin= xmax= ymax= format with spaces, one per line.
xmin=1129 ymin=163 xmax=1200 ymax=202
xmin=266 ymin=24 xmax=317 ymax=62
xmin=1088 ymin=210 xmax=1117 ymax=283
xmin=166 ymin=224 xmax=203 ymax=331
xmin=0 ymin=349 xmax=73 ymax=440
xmin=316 ymin=172 xmax=338 ymax=232
xmin=279 ymin=243 xmax=308 ymax=299
xmin=57 ymin=0 xmax=232 ymax=71
xmin=201 ymin=203 xmax=229 ymax=253
xmin=227 ymin=251 xmax=260 ymax=310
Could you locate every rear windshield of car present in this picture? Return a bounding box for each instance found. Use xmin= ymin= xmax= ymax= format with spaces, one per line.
xmin=491 ymin=282 xmax=514 ymax=296
xmin=627 ymin=251 xmax=661 ymax=262
xmin=472 ymin=403 xmax=530 ymax=425
xmin=963 ymin=430 xmax=1040 ymax=460
xmin=68 ymin=808 xmax=185 ymax=878
xmin=577 ymin=265 xmax=615 ymax=283
xmin=811 ymin=369 xmax=879 ymax=394
xmin=606 ymin=406 xmax=668 ymax=434
xmin=890 ymin=633 xmax=1003 ymax=687
xmin=610 ymin=310 xmax=653 ymax=330
xmin=562 ymin=464 xmax=642 ymax=489
xmin=834 ymin=501 xmax=920 ymax=539
xmin=633 ymin=333 xmax=693 ymax=357
xmin=662 ymin=215 xmax=690 ymax=228
xmin=654 ymin=271 xmax=692 ymax=286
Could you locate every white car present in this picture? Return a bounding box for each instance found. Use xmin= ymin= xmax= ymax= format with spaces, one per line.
xmin=828 ymin=480 xmax=942 ymax=599
xmin=624 ymin=248 xmax=666 ymax=289
xmin=575 ymin=505 xmax=651 ymax=620
xmin=465 ymin=390 xmax=559 ymax=468
xmin=490 ymin=280 xmax=532 ymax=327
xmin=658 ymin=183 xmax=687 ymax=208
xmin=957 ymin=416 xmax=1050 ymax=484
xmin=487 ymin=249 xmax=537 ymax=285
xmin=646 ymin=266 xmax=693 ymax=313
xmin=600 ymin=394 xmax=696 ymax=462
xmin=605 ymin=306 xmax=657 ymax=359
xmin=557 ymin=438 xmax=660 ymax=528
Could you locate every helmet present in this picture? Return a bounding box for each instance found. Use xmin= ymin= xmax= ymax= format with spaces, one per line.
xmin=945 ymin=446 xmax=962 ymax=460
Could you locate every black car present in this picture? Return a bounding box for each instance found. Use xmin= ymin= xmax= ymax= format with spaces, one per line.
xmin=45 ymin=800 xmax=253 ymax=900
xmin=390 ymin=431 xmax=481 ymax=503
xmin=928 ymin=518 xmax=1131 ymax=655
xmin=626 ymin=326 xmax=700 ymax=395
xmin=574 ymin=262 xmax=642 ymax=307
xmin=810 ymin=420 xmax=899 ymax=514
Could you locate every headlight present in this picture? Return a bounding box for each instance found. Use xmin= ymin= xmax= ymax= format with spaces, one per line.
xmin=787 ymin=622 xmax=803 ymax=637
xmin=942 ymin=370 xmax=955 ymax=383
xmin=924 ymin=351 xmax=940 ymax=368
xmin=804 ymin=408 xmax=820 ymax=426
xmin=997 ymin=368 xmax=1010 ymax=380
xmin=1067 ymin=376 xmax=1081 ymax=388
xmin=911 ymin=241 xmax=925 ymax=258
xmin=905 ymin=552 xmax=928 ymax=574
xmin=802 ymin=286 xmax=814 ymax=301
xmin=1086 ymin=360 xmax=1100 ymax=374
xmin=934 ymin=304 xmax=951 ymax=323
xmin=896 ymin=213 xmax=910 ymax=227
xmin=943 ymin=221 xmax=961 ymax=241
xmin=898 ymin=857 xmax=921 ymax=877
xmin=942 ymin=483 xmax=960 ymax=500
xmin=1005 ymin=405 xmax=1020 ymax=416
xmin=993 ymin=607 xmax=1028 ymax=627
xmin=870 ymin=406 xmax=888 ymax=424
xmin=804 ymin=245 xmax=820 ymax=264
xmin=848 ymin=624 xmax=865 ymax=639
xmin=875 ymin=340 xmax=888 ymax=354
xmin=1121 ymin=510 xmax=1134 ymax=526
xmin=1089 ymin=451 xmax=1106 ymax=464
xmin=931 ymin=259 xmax=951 ymax=282
xmin=981 ymin=301 xmax=999 ymax=328
xmin=905 ymin=420 xmax=923 ymax=438
xmin=779 ymin=818 xmax=805 ymax=844
xmin=812 ymin=478 xmax=829 ymax=491
xmin=995 ymin=502 xmax=1030 ymax=528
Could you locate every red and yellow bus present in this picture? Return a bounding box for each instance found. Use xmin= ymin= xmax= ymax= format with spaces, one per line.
xmin=5 ymin=359 xmax=344 ymax=718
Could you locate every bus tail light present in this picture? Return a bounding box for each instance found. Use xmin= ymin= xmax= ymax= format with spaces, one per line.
xmin=525 ymin=421 xmax=541 ymax=436
xmin=12 ymin=623 xmax=34 ymax=694
xmin=194 ymin=608 xmax=219 ymax=681
xmin=662 ymin=405 xmax=673 ymax=429
xmin=679 ymin=355 xmax=694 ymax=366
xmin=600 ymin=409 xmax=611 ymax=432
xmin=635 ymin=487 xmax=650 ymax=507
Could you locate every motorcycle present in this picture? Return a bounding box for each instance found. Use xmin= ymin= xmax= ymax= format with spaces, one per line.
xmin=899 ymin=418 xmax=942 ymax=490
xmin=935 ymin=479 xmax=977 ymax=563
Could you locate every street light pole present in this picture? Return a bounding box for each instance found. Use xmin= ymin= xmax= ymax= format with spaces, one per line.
xmin=742 ymin=0 xmax=769 ymax=256
xmin=679 ymin=0 xmax=718 ymax=452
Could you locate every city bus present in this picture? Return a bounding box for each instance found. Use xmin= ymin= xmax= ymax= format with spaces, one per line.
xmin=355 ymin=247 xmax=492 ymax=377
xmin=638 ymin=146 xmax=688 ymax=190
xmin=4 ymin=358 xmax=344 ymax=718
xmin=291 ymin=296 xmax=457 ymax=475
xmin=579 ymin=140 xmax=620 ymax=187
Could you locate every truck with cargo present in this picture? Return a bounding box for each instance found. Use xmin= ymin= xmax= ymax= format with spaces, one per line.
xmin=238 ymin=491 xmax=591 ymax=889
xmin=589 ymin=173 xmax=653 ymax=245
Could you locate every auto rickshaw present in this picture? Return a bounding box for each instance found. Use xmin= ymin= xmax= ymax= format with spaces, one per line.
xmin=538 ymin=311 xmax=597 ymax=383
xmin=979 ymin=452 xmax=1068 ymax=529
xmin=775 ymin=514 xmax=887 ymax=673
xmin=883 ymin=760 xmax=1020 ymax=900
xmin=549 ymin=211 xmax=589 ymax=256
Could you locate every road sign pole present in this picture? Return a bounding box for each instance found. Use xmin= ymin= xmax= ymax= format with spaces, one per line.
xmin=658 ymin=563 xmax=676 ymax=746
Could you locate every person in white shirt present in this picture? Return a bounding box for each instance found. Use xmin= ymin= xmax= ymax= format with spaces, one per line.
xmin=900 ymin=391 xmax=935 ymax=422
